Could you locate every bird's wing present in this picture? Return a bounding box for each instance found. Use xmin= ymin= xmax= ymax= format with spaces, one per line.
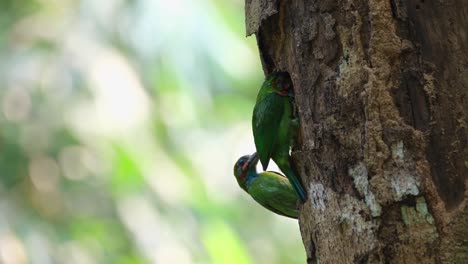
xmin=247 ymin=172 xmax=299 ymax=219
xmin=266 ymin=171 xmax=287 ymax=178
xmin=252 ymin=94 xmax=284 ymax=170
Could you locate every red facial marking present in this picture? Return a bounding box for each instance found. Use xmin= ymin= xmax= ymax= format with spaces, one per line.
xmin=241 ymin=172 xmax=247 ymax=181
xmin=240 ymin=162 xmax=249 ymax=181
xmin=279 ymin=90 xmax=288 ymax=96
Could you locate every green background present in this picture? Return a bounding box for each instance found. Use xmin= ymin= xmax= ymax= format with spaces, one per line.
xmin=0 ymin=0 xmax=305 ymax=263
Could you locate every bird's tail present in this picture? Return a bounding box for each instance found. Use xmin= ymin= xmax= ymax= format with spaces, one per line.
xmin=283 ymin=167 xmax=307 ymax=203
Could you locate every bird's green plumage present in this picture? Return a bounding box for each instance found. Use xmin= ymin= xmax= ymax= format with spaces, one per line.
xmin=233 ymin=154 xmax=299 ymax=219
xmin=252 ymin=73 xmax=307 ymax=202
xmin=247 ymin=171 xmax=299 ymax=218
xmin=253 ymin=93 xmax=285 ymax=170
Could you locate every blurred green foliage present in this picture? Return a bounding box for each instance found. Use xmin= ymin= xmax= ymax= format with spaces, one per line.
xmin=0 ymin=0 xmax=305 ymax=263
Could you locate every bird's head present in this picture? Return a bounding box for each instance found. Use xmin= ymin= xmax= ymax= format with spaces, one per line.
xmin=267 ymin=72 xmax=294 ymax=97
xmin=233 ymin=153 xmax=259 ymax=190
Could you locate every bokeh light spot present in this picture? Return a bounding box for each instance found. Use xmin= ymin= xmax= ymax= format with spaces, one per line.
xmin=0 ymin=233 xmax=28 ymax=264
xmin=29 ymin=155 xmax=60 ymax=192
xmin=59 ymin=145 xmax=91 ymax=181
xmin=2 ymin=87 xmax=31 ymax=122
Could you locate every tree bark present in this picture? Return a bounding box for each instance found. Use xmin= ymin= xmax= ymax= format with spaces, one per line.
xmin=246 ymin=0 xmax=467 ymax=263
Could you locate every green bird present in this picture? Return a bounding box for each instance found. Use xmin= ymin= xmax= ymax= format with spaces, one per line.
xmin=252 ymin=72 xmax=307 ymax=202
xmin=234 ymin=153 xmax=299 ymax=219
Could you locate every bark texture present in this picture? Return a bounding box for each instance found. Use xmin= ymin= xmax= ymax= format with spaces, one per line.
xmin=245 ymin=0 xmax=467 ymax=263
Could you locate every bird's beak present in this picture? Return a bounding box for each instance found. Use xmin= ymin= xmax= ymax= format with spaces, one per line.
xmin=247 ymin=152 xmax=259 ymax=169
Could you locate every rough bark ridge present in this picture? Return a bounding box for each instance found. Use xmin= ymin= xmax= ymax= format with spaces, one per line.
xmin=245 ymin=0 xmax=467 ymax=263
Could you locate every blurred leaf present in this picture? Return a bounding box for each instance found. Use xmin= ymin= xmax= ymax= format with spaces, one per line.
xmin=0 ymin=124 xmax=28 ymax=187
xmin=110 ymin=144 xmax=145 ymax=196
xmin=202 ymin=220 xmax=253 ymax=264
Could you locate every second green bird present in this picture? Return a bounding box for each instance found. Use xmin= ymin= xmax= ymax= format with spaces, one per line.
xmin=252 ymin=72 xmax=307 ymax=202
xmin=234 ymin=153 xmax=299 ymax=218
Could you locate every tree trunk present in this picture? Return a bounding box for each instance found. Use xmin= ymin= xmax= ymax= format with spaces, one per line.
xmin=246 ymin=0 xmax=467 ymax=263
